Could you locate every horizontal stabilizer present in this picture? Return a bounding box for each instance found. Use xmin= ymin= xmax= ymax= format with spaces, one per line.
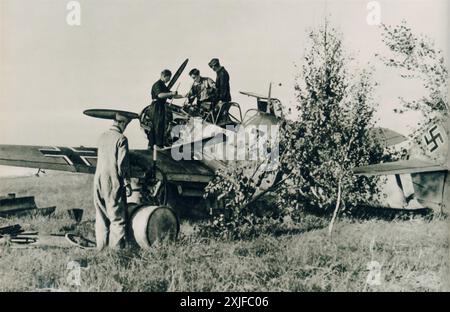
xmin=353 ymin=159 xmax=448 ymax=176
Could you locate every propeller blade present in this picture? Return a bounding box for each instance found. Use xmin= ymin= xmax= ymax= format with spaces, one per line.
xmin=83 ymin=109 xmax=139 ymax=120
xmin=167 ymin=58 xmax=189 ymax=90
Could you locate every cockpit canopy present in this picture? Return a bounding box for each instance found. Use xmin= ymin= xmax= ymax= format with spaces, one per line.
xmin=239 ymin=91 xmax=283 ymax=119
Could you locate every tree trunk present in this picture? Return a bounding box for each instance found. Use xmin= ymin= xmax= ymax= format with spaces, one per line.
xmin=328 ymin=177 xmax=342 ymax=238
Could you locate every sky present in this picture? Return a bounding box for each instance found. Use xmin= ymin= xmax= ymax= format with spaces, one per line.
xmin=0 ymin=0 xmax=448 ymax=176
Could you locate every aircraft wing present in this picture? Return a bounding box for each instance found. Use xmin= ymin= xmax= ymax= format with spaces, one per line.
xmin=0 ymin=145 xmax=98 ymax=174
xmin=353 ymin=159 xmax=448 ymax=176
xmin=128 ymin=149 xmax=214 ymax=183
xmin=0 ymin=144 xmax=213 ymax=183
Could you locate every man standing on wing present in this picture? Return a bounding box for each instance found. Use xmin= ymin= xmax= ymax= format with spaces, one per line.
xmin=150 ymin=69 xmax=178 ymax=147
xmin=209 ymin=58 xmax=231 ymax=103
xmin=208 ymin=58 xmax=232 ymax=124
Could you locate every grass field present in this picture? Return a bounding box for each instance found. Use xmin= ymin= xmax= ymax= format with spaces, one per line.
xmin=0 ymin=172 xmax=449 ymax=291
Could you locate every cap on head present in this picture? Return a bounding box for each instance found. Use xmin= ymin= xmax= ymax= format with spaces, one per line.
xmin=208 ymin=58 xmax=220 ymax=68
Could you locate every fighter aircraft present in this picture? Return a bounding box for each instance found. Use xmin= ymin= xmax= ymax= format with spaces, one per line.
xmin=0 ymin=60 xmax=283 ymax=219
xmin=353 ymin=115 xmax=449 ymax=214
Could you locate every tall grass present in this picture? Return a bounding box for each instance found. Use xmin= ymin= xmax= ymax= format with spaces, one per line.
xmin=0 ymin=173 xmax=448 ymax=291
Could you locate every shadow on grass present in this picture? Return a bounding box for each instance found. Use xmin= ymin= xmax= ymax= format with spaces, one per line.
xmin=300 ymin=203 xmax=439 ymax=222
xmin=266 ymin=205 xmax=441 ymax=238
xmin=342 ymin=205 xmax=437 ymax=222
xmin=270 ymin=222 xmax=328 ymax=237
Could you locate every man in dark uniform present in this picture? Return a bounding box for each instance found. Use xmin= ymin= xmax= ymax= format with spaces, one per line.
xmin=149 ymin=69 xmax=178 ymax=147
xmin=208 ymin=58 xmax=232 ymax=124
xmin=209 ymin=58 xmax=231 ymax=103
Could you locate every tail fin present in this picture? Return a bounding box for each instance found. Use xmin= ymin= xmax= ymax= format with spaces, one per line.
xmin=408 ymin=119 xmax=448 ymax=166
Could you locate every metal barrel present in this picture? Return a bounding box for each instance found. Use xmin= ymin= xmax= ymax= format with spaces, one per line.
xmin=129 ymin=205 xmax=179 ymax=249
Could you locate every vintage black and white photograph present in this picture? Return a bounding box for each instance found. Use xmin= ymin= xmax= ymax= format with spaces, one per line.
xmin=0 ymin=0 xmax=449 ymax=294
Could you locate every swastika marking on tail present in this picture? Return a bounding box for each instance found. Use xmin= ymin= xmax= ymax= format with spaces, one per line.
xmin=424 ymin=125 xmax=444 ymax=153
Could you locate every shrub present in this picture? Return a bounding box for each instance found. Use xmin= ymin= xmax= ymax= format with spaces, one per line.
xmin=199 ymin=161 xmax=285 ymax=240
xmin=277 ymin=22 xmax=384 ymax=219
